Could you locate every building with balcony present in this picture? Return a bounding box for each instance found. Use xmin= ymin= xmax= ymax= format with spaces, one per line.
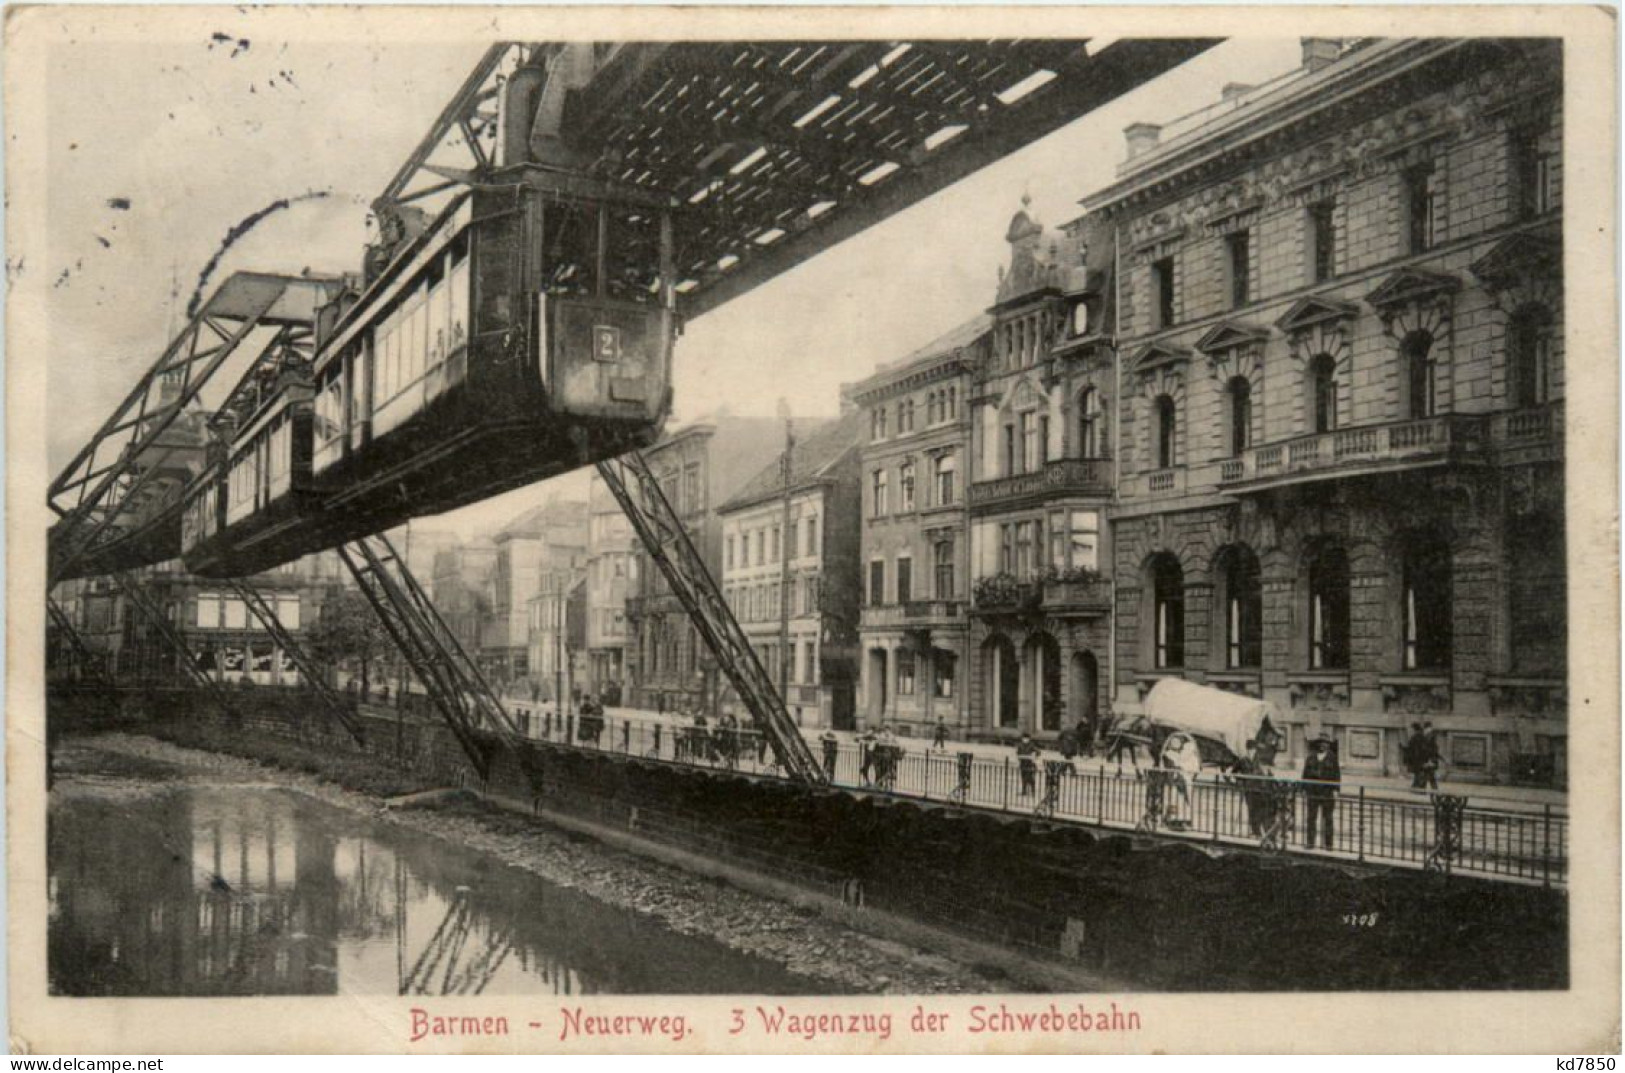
xmin=717 ymin=411 xmax=861 ymax=729
xmin=1084 ymin=37 xmax=1565 ymax=784
xmin=624 ymin=416 xmax=791 ymax=715
xmin=963 ymin=200 xmax=1118 ymax=742
xmin=852 ymin=318 xmax=983 ymax=735
xmin=582 ymin=470 xmax=638 ymax=702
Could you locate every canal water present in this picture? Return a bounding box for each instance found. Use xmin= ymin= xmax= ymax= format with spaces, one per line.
xmin=49 ymin=784 xmax=838 ymax=997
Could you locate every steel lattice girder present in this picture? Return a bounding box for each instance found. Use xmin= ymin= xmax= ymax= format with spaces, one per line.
xmin=374 ymin=38 xmax=1219 ymax=321
xmin=337 ymin=534 xmax=540 ymax=789
xmin=596 ymin=452 xmax=826 ymax=786
xmin=48 ymin=273 xmax=338 ymax=583
xmin=112 ymin=571 xmax=233 ymax=703
xmin=223 ymin=579 xmax=366 ymax=745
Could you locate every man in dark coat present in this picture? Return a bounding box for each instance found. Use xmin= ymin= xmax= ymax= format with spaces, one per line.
xmin=1301 ymin=733 xmax=1341 ymax=849
xmin=1016 ymin=732 xmax=1040 ymax=796
xmin=1403 ymin=723 xmax=1425 ymax=789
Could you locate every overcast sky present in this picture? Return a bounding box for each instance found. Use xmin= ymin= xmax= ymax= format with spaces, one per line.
xmin=38 ymin=21 xmax=1301 ymax=539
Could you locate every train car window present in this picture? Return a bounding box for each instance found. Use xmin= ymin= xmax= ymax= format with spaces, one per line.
xmin=313 ymin=371 xmax=346 ymax=474
xmin=543 ymin=202 xmax=597 ymax=296
xmin=348 ymin=345 xmax=370 ymax=450
xmin=604 ymin=206 xmax=664 ymax=304
xmin=425 ymin=259 xmax=447 ymax=373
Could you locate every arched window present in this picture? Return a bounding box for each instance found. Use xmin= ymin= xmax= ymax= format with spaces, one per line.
xmin=1078 ymin=387 xmax=1104 ymax=459
xmin=1222 ymin=547 xmax=1263 ymax=669
xmin=1227 ymin=376 xmax=1252 ymax=457
xmin=1308 ymin=544 xmax=1350 ymax=670
xmin=1403 ymin=331 xmax=1437 ymax=419
xmin=1509 ymin=306 xmax=1554 ymax=408
xmin=1155 ymin=395 xmax=1177 ymax=469
xmin=1401 ymin=532 xmax=1452 ymax=671
xmin=1151 ymin=554 xmax=1185 ymax=669
xmin=1310 ymin=355 xmax=1338 ymax=433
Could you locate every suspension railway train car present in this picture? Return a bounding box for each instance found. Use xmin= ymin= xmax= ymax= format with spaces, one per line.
xmin=182 ymin=175 xmax=677 ymax=577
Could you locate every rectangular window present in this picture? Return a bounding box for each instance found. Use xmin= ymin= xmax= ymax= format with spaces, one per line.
xmin=868 ymin=560 xmax=886 ymax=606
xmin=934 ymin=652 xmax=956 ymax=698
xmin=803 ymin=640 xmax=817 ymax=685
xmin=934 ymin=453 xmax=956 ymax=506
xmin=900 ymin=461 xmax=916 ymax=512
xmin=1015 ymin=521 xmax=1035 ymax=578
xmin=1003 ymin=424 xmax=1017 ymax=477
xmin=896 ymin=557 xmax=913 ymax=604
xmin=276 ymin=595 xmax=300 ymax=631
xmin=1226 ymin=230 xmax=1251 ymax=308
xmin=726 ymin=535 xmax=735 ymax=570
xmin=196 ymin=594 xmax=220 ymax=629
xmin=1513 ymin=128 xmax=1559 ymax=218
xmin=684 ymin=465 xmax=703 ymax=513
xmin=1151 ymin=256 xmax=1176 ymax=330
xmin=755 ymin=530 xmax=765 ymax=566
xmin=1070 ymin=510 xmax=1100 ymax=571
xmin=934 ymin=540 xmax=955 ymax=599
xmin=223 ymin=598 xmax=247 ymax=630
xmin=788 ymin=522 xmax=799 ymax=560
xmin=806 ymin=516 xmax=818 ymax=556
xmin=1406 ymin=165 xmax=1439 ymax=254
xmin=871 ymin=470 xmax=888 ymax=517
xmin=999 ymin=523 xmax=1015 ymax=574
xmin=896 ymin=650 xmax=916 ymax=696
xmin=770 ymin=526 xmax=780 ymax=563
xmin=1310 ymin=201 xmax=1336 ymax=283
xmin=1020 ymin=412 xmax=1039 ymax=473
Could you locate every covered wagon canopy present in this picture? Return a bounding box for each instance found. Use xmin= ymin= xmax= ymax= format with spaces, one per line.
xmin=1141 ymin=679 xmax=1283 ymax=757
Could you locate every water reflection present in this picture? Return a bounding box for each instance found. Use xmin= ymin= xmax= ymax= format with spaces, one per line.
xmin=49 ymin=787 xmax=833 ymax=996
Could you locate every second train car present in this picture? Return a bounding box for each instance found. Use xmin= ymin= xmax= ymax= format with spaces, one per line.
xmin=182 ymin=171 xmax=678 ymax=578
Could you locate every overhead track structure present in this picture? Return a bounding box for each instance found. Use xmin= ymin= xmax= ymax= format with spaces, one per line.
xmin=597 ymin=452 xmax=825 ymax=785
xmin=47 ymin=274 xmax=338 ymax=584
xmin=337 ymin=533 xmax=540 ymax=787
xmin=380 ymin=38 xmax=1221 ymax=320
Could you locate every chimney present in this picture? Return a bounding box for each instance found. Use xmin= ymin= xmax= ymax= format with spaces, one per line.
xmin=1124 ymin=122 xmax=1163 ymax=161
xmin=1221 ymin=82 xmax=1254 ymax=102
xmin=1301 ymin=38 xmax=1342 ymax=73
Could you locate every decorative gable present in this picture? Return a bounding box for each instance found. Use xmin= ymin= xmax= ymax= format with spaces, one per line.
xmin=1364 ymin=267 xmax=1460 ymax=312
xmin=1194 ymin=320 xmax=1270 ymax=355
xmin=1367 ymin=268 xmax=1459 ymax=341
xmin=1128 ymin=340 xmax=1192 ymax=376
xmin=1276 ymin=297 xmax=1359 ymax=367
xmin=1275 ymin=296 xmax=1360 ymax=335
xmin=1471 ymin=233 xmax=1562 ymax=314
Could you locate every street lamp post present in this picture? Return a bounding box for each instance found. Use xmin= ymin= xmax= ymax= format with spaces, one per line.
xmin=777 ymin=409 xmax=795 ymax=711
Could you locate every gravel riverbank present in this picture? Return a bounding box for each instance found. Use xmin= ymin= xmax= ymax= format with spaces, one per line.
xmin=57 ymin=733 xmax=1012 ymax=995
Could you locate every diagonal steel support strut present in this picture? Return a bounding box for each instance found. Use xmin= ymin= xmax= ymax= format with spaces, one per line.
xmin=597 ymin=452 xmax=827 ymax=786
xmin=338 ymin=533 xmax=540 ymax=789
xmin=222 ymin=579 xmax=365 ymax=745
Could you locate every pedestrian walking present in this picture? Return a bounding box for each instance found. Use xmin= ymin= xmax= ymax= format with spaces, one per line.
xmin=931 ymin=717 xmax=948 ymax=751
xmin=1419 ymin=721 xmax=1441 ymax=791
xmin=1160 ymin=732 xmax=1201 ymax=829
xmin=1301 ymin=733 xmax=1341 ymax=849
xmin=1058 ymin=725 xmax=1079 ymax=761
xmin=820 ymin=729 xmax=839 ymax=780
xmin=1016 ymin=732 xmax=1040 ymax=796
xmin=857 ymin=727 xmax=878 ymax=786
xmin=1403 ymin=722 xmax=1426 ymax=790
xmin=1237 ymin=737 xmax=1279 ymax=836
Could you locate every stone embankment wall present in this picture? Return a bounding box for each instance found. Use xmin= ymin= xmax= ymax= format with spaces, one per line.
xmin=49 ymin=687 xmax=1566 ymax=990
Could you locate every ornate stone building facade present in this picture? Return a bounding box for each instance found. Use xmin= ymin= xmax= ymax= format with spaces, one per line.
xmin=1085 ymin=38 xmax=1565 ymax=783
xmin=852 ymin=322 xmax=981 ymax=736
xmin=963 ymin=201 xmax=1118 ymax=742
